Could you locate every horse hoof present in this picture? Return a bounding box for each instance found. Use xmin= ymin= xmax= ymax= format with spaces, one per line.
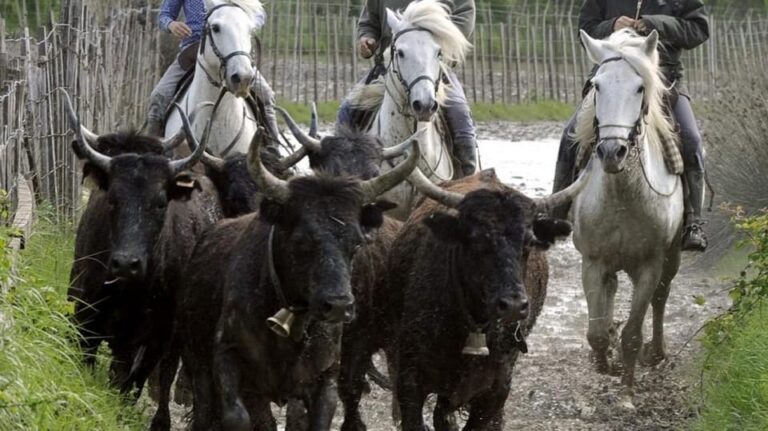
xmin=619 ymin=394 xmax=636 ymax=410
xmin=639 ymin=342 xmax=666 ymax=367
xmin=589 ymin=351 xmax=611 ymax=375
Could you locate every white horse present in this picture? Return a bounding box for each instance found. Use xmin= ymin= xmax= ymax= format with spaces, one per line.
xmin=164 ymin=0 xmax=266 ymax=156
xmin=571 ymin=29 xmax=684 ymax=410
xmin=346 ymin=0 xmax=471 ymax=219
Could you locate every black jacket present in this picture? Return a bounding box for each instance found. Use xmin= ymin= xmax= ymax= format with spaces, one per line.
xmin=579 ymin=0 xmax=709 ymax=84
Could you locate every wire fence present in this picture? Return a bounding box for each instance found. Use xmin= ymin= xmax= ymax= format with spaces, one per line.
xmin=1 ymin=0 xmax=767 ymax=219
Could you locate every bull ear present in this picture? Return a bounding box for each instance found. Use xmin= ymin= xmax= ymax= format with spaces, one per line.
xmin=423 ymin=212 xmax=466 ymax=244
xmin=360 ymin=200 xmax=397 ymax=231
xmin=169 ymin=173 xmax=200 ymax=201
xmin=73 ymin=140 xmax=108 ymax=190
xmin=259 ymin=198 xmax=285 ymax=225
xmin=531 ymin=216 xmax=572 ymax=248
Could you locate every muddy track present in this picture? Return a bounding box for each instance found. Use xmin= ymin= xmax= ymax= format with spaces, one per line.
xmin=160 ymin=121 xmax=730 ymax=430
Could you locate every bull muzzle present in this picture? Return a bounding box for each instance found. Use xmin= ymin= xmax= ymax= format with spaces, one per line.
xmin=109 ymin=252 xmax=147 ymax=281
xmin=316 ymin=295 xmax=355 ymax=324
xmin=495 ymin=289 xmax=529 ymax=322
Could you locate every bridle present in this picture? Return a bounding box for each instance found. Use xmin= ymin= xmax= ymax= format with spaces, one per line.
xmin=592 ymin=56 xmax=648 ymax=155
xmin=197 ymin=3 xmax=256 ymax=88
xmin=386 ymin=27 xmax=444 ymax=114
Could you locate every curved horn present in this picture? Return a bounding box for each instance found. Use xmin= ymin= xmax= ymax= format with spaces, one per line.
xmin=277 ymin=146 xmax=308 ymax=171
xmin=162 ymin=101 xmax=214 ymax=152
xmin=247 ymin=128 xmax=291 ymax=202
xmin=309 ymin=102 xmax=319 ymax=138
xmin=407 ymin=167 xmax=464 ymax=208
xmin=382 ymin=129 xmax=427 ymax=160
xmin=169 ymin=103 xmax=208 ymax=174
xmin=59 ymin=88 xmax=112 ymax=172
xmin=358 ymin=138 xmax=421 ymax=201
xmin=275 ymin=106 xmax=322 ymax=153
xmin=200 ymin=151 xmax=226 ymax=172
xmin=534 ymin=169 xmax=589 ymax=215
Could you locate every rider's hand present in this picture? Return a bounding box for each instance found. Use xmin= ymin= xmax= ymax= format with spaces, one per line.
xmin=633 ymin=19 xmax=650 ymax=36
xmin=169 ymin=21 xmax=192 ymax=39
xmin=358 ymin=37 xmax=378 ymax=59
xmin=613 ymin=16 xmax=636 ymax=32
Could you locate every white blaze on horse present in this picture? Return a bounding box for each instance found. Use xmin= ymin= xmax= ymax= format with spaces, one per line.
xmin=164 ymin=0 xmax=265 ymax=156
xmin=571 ymin=29 xmax=684 ymax=410
xmin=345 ymin=0 xmax=471 ymax=219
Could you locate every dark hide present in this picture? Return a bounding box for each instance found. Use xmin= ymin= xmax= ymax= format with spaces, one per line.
xmin=338 ymin=170 xmax=571 ymax=431
xmin=204 ymin=150 xmax=289 ymax=217
xmin=309 ymin=128 xmax=385 ymax=180
xmin=178 ymin=175 xmax=389 ymax=431
xmin=68 ymin=132 xmax=222 ymax=422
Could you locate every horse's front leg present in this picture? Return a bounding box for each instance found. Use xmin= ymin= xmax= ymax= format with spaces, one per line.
xmin=581 ymin=258 xmax=618 ymax=374
xmin=641 ymin=248 xmax=680 ymax=367
xmin=621 ymin=261 xmax=664 ymax=410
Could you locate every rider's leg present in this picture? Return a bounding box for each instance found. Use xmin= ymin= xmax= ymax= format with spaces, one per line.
xmin=674 ymin=94 xmax=708 ymax=251
xmin=251 ymin=70 xmax=283 ymax=158
xmin=551 ymin=112 xmax=579 ymax=219
xmin=443 ymin=70 xmax=478 ymax=178
xmin=146 ymin=57 xmax=187 ymax=137
xmin=336 ymin=64 xmax=386 ymax=132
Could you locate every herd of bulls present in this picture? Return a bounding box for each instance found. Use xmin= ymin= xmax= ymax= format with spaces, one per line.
xmin=63 ymin=91 xmax=577 ymax=431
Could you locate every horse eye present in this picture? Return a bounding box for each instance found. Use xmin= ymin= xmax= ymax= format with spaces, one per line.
xmin=637 ymin=85 xmax=645 ymax=94
xmin=594 ymin=83 xmax=600 ymax=92
xmin=437 ymin=49 xmax=442 ymax=58
xmin=397 ymin=49 xmax=405 ymax=58
xmin=211 ymin=24 xmax=220 ymax=33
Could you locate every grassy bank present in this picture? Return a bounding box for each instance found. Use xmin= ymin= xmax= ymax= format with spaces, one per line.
xmin=694 ymin=211 xmax=768 ymax=430
xmin=276 ymin=99 xmax=573 ymax=125
xmin=0 ymin=214 xmax=144 ymax=429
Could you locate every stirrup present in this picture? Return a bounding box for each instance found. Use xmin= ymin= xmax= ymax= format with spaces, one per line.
xmin=682 ymin=221 xmax=708 ymax=252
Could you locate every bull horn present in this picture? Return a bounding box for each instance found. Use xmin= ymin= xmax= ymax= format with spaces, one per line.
xmin=60 ymin=88 xmax=112 ymax=172
xmin=275 ymin=106 xmax=322 ymax=153
xmin=309 ymin=102 xmax=319 ymax=138
xmin=382 ymin=129 xmax=426 ymax=159
xmin=534 ymin=170 xmax=589 ymax=215
xmin=163 ymin=101 xmax=214 ymax=152
xmin=407 ymin=168 xmax=464 ymax=208
xmin=277 ymin=146 xmax=308 ymax=171
xmin=358 ymin=137 xmax=420 ymax=202
xmin=200 ymin=151 xmax=226 ymax=172
xmin=247 ymin=128 xmax=291 ymax=203
xmin=169 ymin=103 xmax=208 ymax=174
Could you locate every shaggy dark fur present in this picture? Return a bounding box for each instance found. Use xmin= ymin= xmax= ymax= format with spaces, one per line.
xmin=310 ymin=128 xmax=385 ymax=180
xmin=177 ymin=174 xmax=392 ymax=431
xmin=68 ymin=132 xmax=222 ymax=431
xmin=338 ymin=170 xmax=572 ymax=431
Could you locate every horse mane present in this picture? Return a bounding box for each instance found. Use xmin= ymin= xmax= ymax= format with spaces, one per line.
xmin=396 ymin=0 xmax=471 ymax=65
xmin=573 ymin=29 xmax=677 ymax=155
xmin=221 ymin=0 xmax=266 ymax=28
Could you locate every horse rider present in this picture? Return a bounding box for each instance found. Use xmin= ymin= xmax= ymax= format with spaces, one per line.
xmin=552 ymin=0 xmax=710 ymax=251
xmin=338 ymin=0 xmax=479 ymax=178
xmin=145 ymin=0 xmax=281 ymax=154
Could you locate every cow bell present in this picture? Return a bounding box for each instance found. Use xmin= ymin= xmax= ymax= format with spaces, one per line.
xmin=267 ymin=308 xmax=295 ymax=338
xmin=462 ymin=330 xmax=490 ymax=356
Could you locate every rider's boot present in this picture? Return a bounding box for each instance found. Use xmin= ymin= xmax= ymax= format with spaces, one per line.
xmin=145 ymin=118 xmax=165 ymax=138
xmin=681 ymin=168 xmax=708 ymax=251
xmin=551 ymin=113 xmax=579 ymax=219
xmin=453 ymin=135 xmax=478 ymax=178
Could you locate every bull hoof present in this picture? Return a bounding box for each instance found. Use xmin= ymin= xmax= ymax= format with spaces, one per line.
xmin=341 ymin=418 xmax=367 ymax=431
xmin=150 ymin=411 xmax=170 ymax=431
xmin=222 ymin=402 xmax=250 ymax=431
xmin=639 ymin=341 xmax=666 ymax=367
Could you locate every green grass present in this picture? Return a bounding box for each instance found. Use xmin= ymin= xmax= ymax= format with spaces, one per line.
xmin=693 ymin=302 xmax=768 ymax=431
xmin=0 ymin=213 xmax=145 ymax=429
xmin=276 ymin=99 xmax=573 ymax=125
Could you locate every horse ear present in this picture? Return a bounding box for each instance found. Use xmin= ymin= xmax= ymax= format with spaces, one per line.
xmin=644 ymin=30 xmax=659 ymax=56
xmin=579 ymin=29 xmax=604 ymax=64
xmin=204 ymin=0 xmax=218 ymax=11
xmin=386 ymin=8 xmax=403 ymax=35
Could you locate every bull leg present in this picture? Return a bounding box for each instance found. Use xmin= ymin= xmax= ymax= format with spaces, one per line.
xmin=243 ymin=396 xmax=277 ymax=431
xmin=641 ymin=248 xmax=680 ymax=367
xmin=188 ymin=356 xmax=217 ymax=431
xmin=397 ymin=366 xmax=428 ymax=431
xmin=308 ymin=366 xmax=340 ymax=431
xmin=433 ymin=396 xmax=458 ymax=431
xmin=214 ymin=345 xmax=250 ymax=431
xmin=581 ymin=258 xmax=618 ymax=374
xmin=286 ymin=398 xmax=309 ymax=431
xmin=150 ymin=340 xmax=181 ymax=431
xmin=620 ymin=262 xmax=664 ymax=410
xmin=339 ymin=332 xmax=380 ymax=431
xmin=463 ymin=378 xmax=510 ymax=431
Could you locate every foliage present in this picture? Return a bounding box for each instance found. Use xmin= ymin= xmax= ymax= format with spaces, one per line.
xmin=694 ymin=209 xmax=768 ymax=430
xmin=0 ymin=212 xmax=145 ymax=429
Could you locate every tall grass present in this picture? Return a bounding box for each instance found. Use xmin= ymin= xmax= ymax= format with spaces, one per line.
xmin=0 ymin=212 xmax=144 ymax=429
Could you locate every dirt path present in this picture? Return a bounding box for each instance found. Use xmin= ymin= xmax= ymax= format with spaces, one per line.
xmin=164 ymin=121 xmax=730 ymax=430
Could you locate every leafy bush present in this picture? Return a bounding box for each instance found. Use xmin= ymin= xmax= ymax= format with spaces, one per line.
xmin=695 ymin=210 xmax=768 ymax=430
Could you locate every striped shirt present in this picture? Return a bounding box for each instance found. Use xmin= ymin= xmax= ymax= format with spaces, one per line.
xmin=158 ymin=0 xmax=207 ymax=50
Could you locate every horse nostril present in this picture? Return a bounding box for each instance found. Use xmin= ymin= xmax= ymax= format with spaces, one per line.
xmin=231 ymin=73 xmax=241 ymax=85
xmin=617 ymin=146 xmax=628 ymax=159
xmin=412 ymin=100 xmax=423 ymax=113
xmin=429 ymin=101 xmax=438 ymax=113
xmin=596 ymin=145 xmax=606 ymax=159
